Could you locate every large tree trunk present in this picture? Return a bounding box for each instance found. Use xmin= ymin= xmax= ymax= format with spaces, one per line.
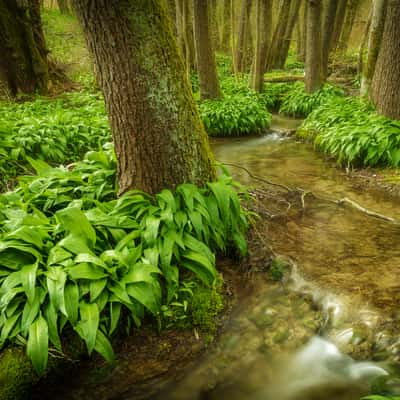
xmin=267 ymin=0 xmax=292 ymax=70
xmin=193 ymin=0 xmax=221 ymax=100
xmin=337 ymin=0 xmax=361 ymax=54
xmin=0 ymin=0 xmax=50 ymax=97
xmin=72 ymin=0 xmax=215 ymax=195
xmin=321 ymin=0 xmax=339 ymax=79
xmin=370 ymin=0 xmax=400 ymax=120
xmin=305 ymin=0 xmax=323 ymax=93
xmin=276 ymin=0 xmax=302 ymax=69
xmin=251 ymin=0 xmax=272 ymax=92
xmin=233 ymin=0 xmax=252 ymax=74
xmin=360 ymin=0 xmax=387 ymax=96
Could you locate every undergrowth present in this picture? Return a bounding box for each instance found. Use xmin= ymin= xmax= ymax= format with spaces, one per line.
xmin=279 ymin=82 xmax=344 ymax=117
xmin=0 ymin=146 xmax=250 ymax=375
xmin=0 ymin=92 xmax=109 ymax=189
xmin=299 ymin=97 xmax=400 ymax=167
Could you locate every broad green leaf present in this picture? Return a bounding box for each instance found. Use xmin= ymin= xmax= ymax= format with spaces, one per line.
xmin=94 ymin=329 xmax=115 ymax=364
xmin=43 ymin=302 xmax=62 ymax=351
xmin=27 ymin=314 xmax=49 ymax=376
xmin=109 ymin=302 xmax=121 ymax=335
xmin=56 ymin=207 xmax=96 ymax=247
xmin=64 ymin=282 xmax=79 ymax=325
xmin=67 ymin=263 xmax=108 ymax=280
xmin=90 ymin=278 xmax=107 ymax=302
xmin=126 ymin=282 xmax=161 ymax=315
xmin=46 ymin=267 xmax=67 ymax=315
xmin=75 ymin=302 xmax=99 ymax=354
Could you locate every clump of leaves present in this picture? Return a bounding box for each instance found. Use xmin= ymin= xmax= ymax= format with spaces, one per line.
xmin=0 ymin=91 xmax=110 ymax=189
xmin=279 ymin=82 xmax=344 ymax=117
xmin=299 ymin=97 xmax=400 ymax=167
xmin=0 ymin=149 xmax=249 ymax=375
xmin=199 ymin=93 xmax=272 ymax=136
xmin=262 ymin=82 xmax=294 ymax=110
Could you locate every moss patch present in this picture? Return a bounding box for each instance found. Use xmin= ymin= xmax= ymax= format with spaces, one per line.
xmin=0 ymin=347 xmax=35 ymax=400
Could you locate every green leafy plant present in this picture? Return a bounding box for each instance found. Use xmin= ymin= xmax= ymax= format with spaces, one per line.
xmin=0 ymin=150 xmax=249 ymax=375
xmin=362 ymin=396 xmax=400 ymax=400
xmin=0 ymin=91 xmax=110 ymax=189
xmin=299 ymin=97 xmax=400 ymax=167
xmin=199 ymin=93 xmax=271 ymax=136
xmin=279 ymin=82 xmax=344 ymax=117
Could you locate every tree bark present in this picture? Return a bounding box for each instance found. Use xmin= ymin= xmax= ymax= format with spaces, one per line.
xmin=251 ymin=0 xmax=272 ymax=92
xmin=370 ymin=0 xmax=400 ymax=120
xmin=276 ymin=0 xmax=302 ymax=69
xmin=360 ymin=0 xmax=387 ymax=96
xmin=220 ymin=0 xmax=231 ymax=53
xmin=331 ymin=0 xmax=348 ymax=51
xmin=305 ymin=0 xmax=323 ymax=93
xmin=267 ymin=0 xmax=292 ymax=70
xmin=72 ymin=0 xmax=215 ymax=195
xmin=321 ymin=0 xmax=339 ymax=79
xmin=233 ymin=0 xmax=252 ymax=74
xmin=57 ymin=0 xmax=71 ymax=13
xmin=337 ymin=0 xmax=361 ymax=54
xmin=298 ymin=0 xmax=308 ymax=62
xmin=0 ymin=0 xmax=50 ymax=97
xmin=193 ymin=0 xmax=221 ymax=100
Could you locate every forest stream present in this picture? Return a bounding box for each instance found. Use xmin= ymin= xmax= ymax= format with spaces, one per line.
xmin=36 ymin=117 xmax=400 ymax=400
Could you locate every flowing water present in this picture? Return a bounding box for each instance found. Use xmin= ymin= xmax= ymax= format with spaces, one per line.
xmin=38 ymin=118 xmax=400 ymax=400
xmin=157 ymin=118 xmax=400 ymax=400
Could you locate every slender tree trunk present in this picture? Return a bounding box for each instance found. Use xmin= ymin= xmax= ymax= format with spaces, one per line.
xmin=360 ymin=0 xmax=387 ymax=96
xmin=358 ymin=7 xmax=372 ymax=77
xmin=221 ymin=0 xmax=231 ymax=53
xmin=370 ymin=0 xmax=400 ymax=120
xmin=337 ymin=0 xmax=361 ymax=54
xmin=72 ymin=0 xmax=215 ymax=195
xmin=267 ymin=0 xmax=292 ymax=70
xmin=0 ymin=0 xmax=50 ymax=97
xmin=321 ymin=0 xmax=339 ymax=79
xmin=233 ymin=0 xmax=252 ymax=73
xmin=331 ymin=0 xmax=348 ymax=51
xmin=193 ymin=0 xmax=221 ymax=100
xmin=276 ymin=0 xmax=302 ymax=68
xmin=251 ymin=0 xmax=272 ymax=92
xmin=57 ymin=0 xmax=70 ymax=13
xmin=305 ymin=0 xmax=323 ymax=92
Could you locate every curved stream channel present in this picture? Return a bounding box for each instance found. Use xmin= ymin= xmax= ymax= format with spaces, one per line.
xmin=39 ymin=117 xmax=400 ymax=400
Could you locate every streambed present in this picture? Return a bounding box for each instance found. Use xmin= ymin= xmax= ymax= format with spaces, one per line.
xmin=36 ymin=118 xmax=400 ymax=399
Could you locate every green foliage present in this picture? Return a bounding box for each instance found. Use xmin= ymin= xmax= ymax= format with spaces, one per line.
xmin=0 ymin=92 xmax=109 ymax=189
xmin=262 ymin=83 xmax=293 ymax=110
xmin=362 ymin=396 xmax=400 ymax=400
xmin=160 ymin=278 xmax=224 ymax=333
xmin=279 ymin=82 xmax=344 ymax=117
xmin=199 ymin=93 xmax=271 ymax=137
xmin=300 ymin=97 xmax=400 ymax=167
xmin=270 ymin=257 xmax=288 ymax=281
xmin=0 ymin=150 xmax=249 ymax=375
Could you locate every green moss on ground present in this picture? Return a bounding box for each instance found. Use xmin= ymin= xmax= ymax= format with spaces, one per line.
xmin=0 ymin=347 xmax=35 ymax=400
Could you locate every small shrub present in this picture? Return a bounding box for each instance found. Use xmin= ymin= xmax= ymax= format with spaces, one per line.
xmin=300 ymin=97 xmax=400 ymax=168
xmin=279 ymin=82 xmax=344 ymax=118
xmin=199 ymin=93 xmax=272 ymax=136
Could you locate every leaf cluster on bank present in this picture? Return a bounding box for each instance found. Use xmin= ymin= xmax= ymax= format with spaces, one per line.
xmin=0 ymin=145 xmax=249 ymax=375
xmin=299 ymin=97 xmax=400 ymax=167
